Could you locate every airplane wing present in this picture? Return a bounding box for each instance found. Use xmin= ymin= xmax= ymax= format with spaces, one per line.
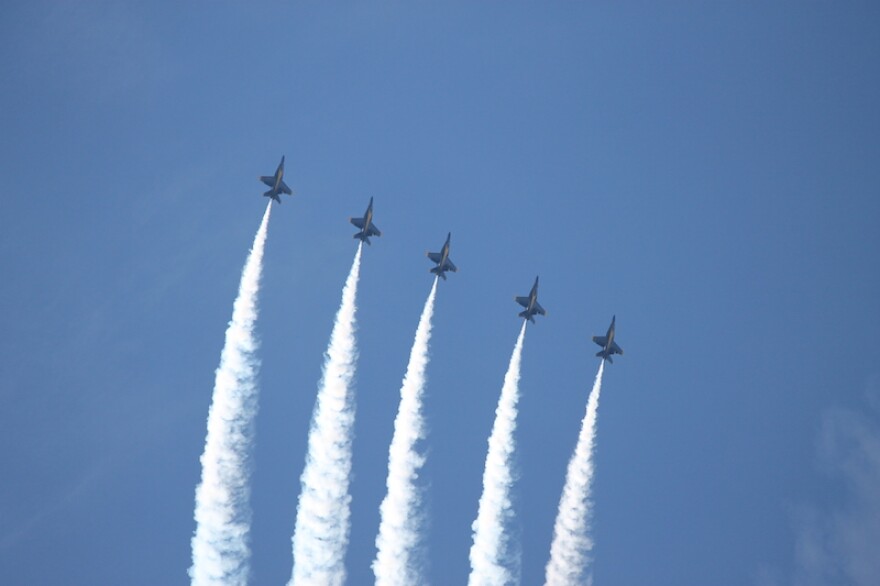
xmin=515 ymin=296 xmax=530 ymax=308
xmin=350 ymin=217 xmax=365 ymax=229
xmin=535 ymin=302 xmax=546 ymax=315
xmin=592 ymin=335 xmax=607 ymax=347
xmin=427 ymin=252 xmax=442 ymax=263
xmin=259 ymin=176 xmax=275 ymax=187
xmin=280 ymin=181 xmax=293 ymax=195
xmin=443 ymin=259 xmax=458 ymax=272
xmin=367 ymin=225 xmax=381 ymax=237
xmin=611 ymin=341 xmax=623 ymax=354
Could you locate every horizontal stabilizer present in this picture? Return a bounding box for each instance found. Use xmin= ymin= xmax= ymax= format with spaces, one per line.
xmin=518 ymin=310 xmax=535 ymax=323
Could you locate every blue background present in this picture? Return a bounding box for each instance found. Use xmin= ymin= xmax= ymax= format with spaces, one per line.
xmin=2 ymin=3 xmax=879 ymax=585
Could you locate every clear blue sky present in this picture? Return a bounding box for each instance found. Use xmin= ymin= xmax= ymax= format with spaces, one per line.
xmin=2 ymin=3 xmax=879 ymax=585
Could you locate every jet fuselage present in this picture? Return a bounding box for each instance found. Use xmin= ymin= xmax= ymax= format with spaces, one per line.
xmin=515 ymin=276 xmax=545 ymax=323
xmin=427 ymin=233 xmax=457 ymax=280
xmin=592 ymin=315 xmax=622 ymax=363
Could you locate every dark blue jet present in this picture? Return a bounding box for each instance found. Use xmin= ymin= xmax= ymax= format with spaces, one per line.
xmin=259 ymin=156 xmax=293 ymax=204
xmin=515 ymin=276 xmax=546 ymax=323
xmin=592 ymin=315 xmax=623 ymax=363
xmin=350 ymin=197 xmax=382 ymax=245
xmin=426 ymin=232 xmax=457 ymax=280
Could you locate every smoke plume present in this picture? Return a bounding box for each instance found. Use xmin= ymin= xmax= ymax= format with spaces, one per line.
xmin=373 ymin=278 xmax=440 ymax=586
xmin=190 ymin=203 xmax=272 ymax=586
xmin=290 ymin=244 xmax=364 ymax=586
xmin=468 ymin=321 xmax=528 ymax=586
xmin=544 ymin=360 xmax=605 ymax=586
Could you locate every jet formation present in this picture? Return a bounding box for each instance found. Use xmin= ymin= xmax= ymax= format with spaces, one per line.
xmin=426 ymin=232 xmax=458 ymax=280
xmin=350 ymin=197 xmax=382 ymax=245
xmin=515 ymin=276 xmax=546 ymax=324
xmin=592 ymin=316 xmax=623 ymax=363
xmin=259 ymin=156 xmax=294 ymax=204
xmin=257 ymin=157 xmax=621 ymax=361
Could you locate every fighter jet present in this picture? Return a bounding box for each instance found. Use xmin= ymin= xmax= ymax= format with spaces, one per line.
xmin=515 ymin=276 xmax=546 ymax=323
xmin=349 ymin=197 xmax=382 ymax=245
xmin=426 ymin=232 xmax=457 ymax=280
xmin=258 ymin=156 xmax=293 ymax=204
xmin=592 ymin=315 xmax=623 ymax=363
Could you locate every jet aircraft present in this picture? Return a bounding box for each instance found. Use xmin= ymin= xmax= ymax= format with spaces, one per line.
xmin=426 ymin=232 xmax=457 ymax=280
xmin=259 ymin=156 xmax=293 ymax=204
xmin=592 ymin=315 xmax=623 ymax=363
xmin=515 ymin=276 xmax=546 ymax=323
xmin=349 ymin=197 xmax=382 ymax=244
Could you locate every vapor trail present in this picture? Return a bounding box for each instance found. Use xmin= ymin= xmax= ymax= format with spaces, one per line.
xmin=373 ymin=278 xmax=439 ymax=586
xmin=544 ymin=360 xmax=605 ymax=586
xmin=468 ymin=321 xmax=528 ymax=586
xmin=290 ymin=243 xmax=364 ymax=586
xmin=190 ymin=203 xmax=272 ymax=586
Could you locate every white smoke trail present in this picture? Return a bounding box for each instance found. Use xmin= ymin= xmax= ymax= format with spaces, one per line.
xmin=190 ymin=203 xmax=272 ymax=586
xmin=373 ymin=278 xmax=439 ymax=586
xmin=544 ymin=360 xmax=605 ymax=586
xmin=289 ymin=243 xmax=364 ymax=586
xmin=468 ymin=321 xmax=528 ymax=586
